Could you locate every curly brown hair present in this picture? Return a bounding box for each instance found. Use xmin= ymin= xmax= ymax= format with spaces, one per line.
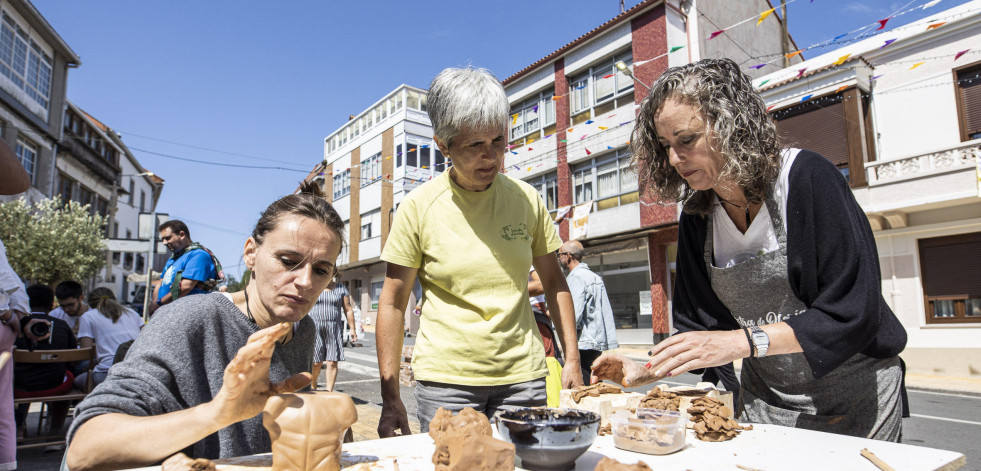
xmin=631 ymin=58 xmax=781 ymax=215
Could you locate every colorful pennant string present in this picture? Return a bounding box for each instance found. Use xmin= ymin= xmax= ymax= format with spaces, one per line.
xmin=757 ymin=8 xmax=775 ymax=25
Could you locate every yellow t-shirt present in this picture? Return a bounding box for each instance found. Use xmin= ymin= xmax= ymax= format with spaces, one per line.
xmin=382 ymin=171 xmax=562 ymax=386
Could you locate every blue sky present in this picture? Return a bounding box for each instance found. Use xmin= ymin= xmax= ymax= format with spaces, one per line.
xmin=32 ymin=0 xmax=970 ymax=280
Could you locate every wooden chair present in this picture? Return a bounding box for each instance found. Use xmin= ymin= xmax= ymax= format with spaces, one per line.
xmin=12 ymin=346 xmax=96 ymax=450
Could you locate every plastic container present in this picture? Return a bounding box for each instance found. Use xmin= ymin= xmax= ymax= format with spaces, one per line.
xmin=611 ymin=408 xmax=687 ymax=455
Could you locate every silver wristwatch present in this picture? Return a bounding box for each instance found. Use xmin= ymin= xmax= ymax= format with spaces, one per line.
xmin=749 ymin=325 xmax=769 ymax=358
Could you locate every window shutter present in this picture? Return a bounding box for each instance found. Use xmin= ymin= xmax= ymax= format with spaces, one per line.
xmin=958 ymin=68 xmax=981 ymax=137
xmin=919 ymin=232 xmax=981 ymax=297
xmin=774 ymin=101 xmax=848 ymax=167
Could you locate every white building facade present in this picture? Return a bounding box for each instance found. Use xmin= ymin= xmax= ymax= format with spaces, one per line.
xmin=758 ymin=1 xmax=981 ymax=378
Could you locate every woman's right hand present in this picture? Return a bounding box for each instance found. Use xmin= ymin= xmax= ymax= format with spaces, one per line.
xmin=590 ymin=352 xmax=663 ymax=387
xmin=209 ymin=323 xmax=312 ymax=427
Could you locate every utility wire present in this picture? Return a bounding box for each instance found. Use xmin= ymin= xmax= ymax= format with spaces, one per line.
xmin=128 ymin=146 xmax=310 ymax=173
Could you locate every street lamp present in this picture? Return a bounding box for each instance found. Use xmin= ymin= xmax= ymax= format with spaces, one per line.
xmin=141 ymin=176 xmax=164 ymax=323
xmin=616 ymin=61 xmax=651 ymax=92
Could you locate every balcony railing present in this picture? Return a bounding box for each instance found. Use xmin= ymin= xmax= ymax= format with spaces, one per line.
xmin=866 ymin=140 xmax=981 ymax=187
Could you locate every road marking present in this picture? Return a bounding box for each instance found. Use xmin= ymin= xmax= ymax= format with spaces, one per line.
xmin=339 ymin=360 xmax=381 ymax=377
xmin=910 ymin=414 xmax=981 ymax=426
xmin=908 ymin=389 xmax=981 ymax=399
xmin=336 ymin=378 xmax=380 ymax=385
xmin=344 ymin=351 xmax=379 ymax=362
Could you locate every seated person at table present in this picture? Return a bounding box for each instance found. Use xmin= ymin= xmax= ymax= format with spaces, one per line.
xmin=13 ymin=284 xmax=77 ymax=434
xmin=73 ymin=287 xmax=143 ymax=391
xmin=65 ymin=183 xmax=344 ymax=471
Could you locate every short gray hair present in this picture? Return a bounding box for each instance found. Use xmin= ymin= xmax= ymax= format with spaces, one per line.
xmin=427 ymin=67 xmax=508 ymax=146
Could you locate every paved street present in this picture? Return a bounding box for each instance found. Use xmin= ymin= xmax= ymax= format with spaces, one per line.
xmin=18 ymin=331 xmax=980 ymax=470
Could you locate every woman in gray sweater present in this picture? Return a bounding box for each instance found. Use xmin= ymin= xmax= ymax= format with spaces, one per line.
xmin=66 ymin=183 xmax=346 ymax=470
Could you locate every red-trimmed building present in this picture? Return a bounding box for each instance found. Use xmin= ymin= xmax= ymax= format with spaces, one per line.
xmin=501 ymin=0 xmax=797 ymax=344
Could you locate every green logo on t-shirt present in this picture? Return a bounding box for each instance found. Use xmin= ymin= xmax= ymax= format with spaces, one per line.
xmin=500 ymin=223 xmax=531 ymax=241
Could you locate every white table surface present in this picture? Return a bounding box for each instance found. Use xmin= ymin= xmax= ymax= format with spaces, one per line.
xmin=128 ymin=424 xmax=966 ymax=471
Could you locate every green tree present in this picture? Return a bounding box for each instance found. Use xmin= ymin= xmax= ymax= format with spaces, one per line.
xmin=0 ymin=196 xmax=107 ymax=285
xmin=225 ymin=269 xmax=251 ymax=292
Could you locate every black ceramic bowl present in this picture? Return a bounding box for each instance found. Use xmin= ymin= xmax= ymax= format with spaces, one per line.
xmin=495 ymin=408 xmax=600 ymax=471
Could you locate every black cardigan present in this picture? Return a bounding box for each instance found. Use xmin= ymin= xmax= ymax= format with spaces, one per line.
xmin=672 ymin=150 xmax=907 ymax=379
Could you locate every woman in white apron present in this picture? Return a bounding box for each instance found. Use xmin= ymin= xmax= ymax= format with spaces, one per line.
xmin=591 ymin=58 xmax=907 ymax=441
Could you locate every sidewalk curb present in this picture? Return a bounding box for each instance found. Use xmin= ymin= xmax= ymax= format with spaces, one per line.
xmin=904 ymin=385 xmax=981 ymax=398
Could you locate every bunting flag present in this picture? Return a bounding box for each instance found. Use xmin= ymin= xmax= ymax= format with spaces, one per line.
xmin=575 ymin=84 xmax=587 ymax=90
xmin=598 ymin=126 xmax=608 ymax=130
xmin=749 ymin=63 xmax=767 ymax=69
xmin=926 ymin=22 xmax=945 ymax=30
xmin=786 ymin=49 xmax=804 ymax=59
xmin=832 ymin=54 xmax=851 ymax=66
xmin=758 ymin=79 xmax=771 ymax=87
xmin=835 ymin=85 xmax=849 ymax=93
xmin=421 ymin=144 xmax=429 ymax=148
xmin=670 ymin=45 xmax=685 ymax=53
xmin=568 ymin=127 xmax=574 ymax=132
xmin=955 ymin=49 xmax=971 ymax=61
xmin=561 ymin=139 xmax=568 ymax=143
xmin=909 ymin=62 xmax=925 ymax=70
xmin=551 ymin=96 xmax=562 ymax=101
xmin=923 ymin=0 xmax=941 ymax=7
xmin=877 ymin=18 xmax=890 ymax=30
xmin=796 ymin=68 xmax=808 ymax=78
xmin=881 ymin=39 xmax=897 ymax=48
xmin=580 ymin=135 xmax=587 ymax=140
xmin=585 ymin=120 xmax=594 ymax=124
xmin=408 ymin=148 xmax=416 ymax=152
xmin=801 ymin=94 xmax=813 ymax=102
xmin=527 ymin=147 xmax=533 ymax=151
xmin=832 ymin=33 xmax=848 ymax=42
xmin=511 ymin=151 xmax=518 ymax=155
xmin=532 ymin=105 xmax=539 ymax=113
xmin=709 ymin=30 xmax=726 ymax=40
xmin=766 ymin=105 xmax=776 ymax=111
xmin=511 ymin=114 xmax=518 ymax=125
xmin=757 ymin=8 xmax=775 ymax=25
xmin=870 ymin=74 xmax=884 ymax=81
xmin=585 ymin=149 xmax=592 ymax=155
xmin=603 ymin=74 xmax=614 ymax=79
xmin=607 ymin=146 xmax=614 ymax=150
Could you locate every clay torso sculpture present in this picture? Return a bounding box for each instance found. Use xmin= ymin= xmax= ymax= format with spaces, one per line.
xmin=262 ymin=391 xmax=358 ymax=471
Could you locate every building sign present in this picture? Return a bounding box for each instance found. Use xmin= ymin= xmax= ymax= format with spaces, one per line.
xmin=569 ymin=201 xmax=592 ymax=240
xmin=639 ymin=290 xmax=652 ymax=316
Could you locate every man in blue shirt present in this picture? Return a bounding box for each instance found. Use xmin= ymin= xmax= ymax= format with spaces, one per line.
xmin=149 ymin=220 xmax=221 ymax=316
xmin=559 ymin=240 xmax=619 ymax=384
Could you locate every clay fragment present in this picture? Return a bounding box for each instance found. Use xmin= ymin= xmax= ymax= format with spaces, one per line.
xmin=594 ymin=456 xmax=653 ymax=471
xmin=570 ymin=383 xmax=623 ymax=403
xmin=639 ymin=389 xmax=681 ymax=411
xmin=161 ymin=453 xmax=216 ymax=471
xmin=262 ymin=391 xmax=358 ymax=471
xmin=429 ymin=407 xmax=514 ymax=471
xmin=687 ymin=396 xmax=748 ymax=442
xmin=598 ymin=423 xmax=612 ymax=436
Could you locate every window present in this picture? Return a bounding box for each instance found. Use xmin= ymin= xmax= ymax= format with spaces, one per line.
xmin=568 ymin=51 xmax=634 ymax=120
xmin=360 ymin=209 xmax=380 ymax=240
xmin=123 ymin=251 xmax=133 ymax=269
xmin=396 ymin=143 xmax=402 ymax=168
xmin=526 ymin=172 xmax=559 ymax=213
xmin=406 ymin=145 xmax=418 ymax=167
xmin=361 ymin=152 xmax=382 ymax=186
xmin=0 ymin=13 xmax=52 ymax=108
xmin=15 ymin=138 xmax=36 ymax=185
xmin=370 ymin=280 xmax=384 ymax=310
xmin=351 ymin=279 xmax=362 ymax=310
xmin=135 ymin=254 xmax=145 ymax=273
xmin=955 ymin=62 xmax=981 ymax=141
xmin=919 ymin=232 xmax=981 ymax=324
xmin=333 ymin=169 xmax=351 ymax=199
xmin=57 ymin=172 xmax=74 ymax=201
xmin=571 ymin=148 xmax=638 ymax=210
xmin=406 ymin=89 xmax=423 ymax=110
xmin=510 ymin=90 xmax=556 ymax=141
xmin=128 ymin=180 xmax=134 ymax=205
xmin=140 ymin=190 xmax=146 ymax=212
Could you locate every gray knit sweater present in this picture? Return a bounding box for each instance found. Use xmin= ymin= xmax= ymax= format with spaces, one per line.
xmin=67 ymin=293 xmax=314 ymax=460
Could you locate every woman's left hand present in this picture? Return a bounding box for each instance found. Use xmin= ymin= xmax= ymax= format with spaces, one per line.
xmin=209 ymin=323 xmax=312 ymax=427
xmin=646 ymin=330 xmax=749 ymax=378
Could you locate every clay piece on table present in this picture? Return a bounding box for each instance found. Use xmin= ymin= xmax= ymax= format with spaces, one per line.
xmin=639 ymin=389 xmax=682 ymax=411
xmin=429 ymin=407 xmax=514 ymax=471
xmin=161 ymin=453 xmax=216 ymax=471
xmin=687 ymin=396 xmax=751 ymax=441
xmin=262 ymin=391 xmax=358 ymax=471
xmin=570 ymin=382 xmax=623 ymax=403
xmin=594 ymin=457 xmax=653 ymax=471
xmin=598 ymin=423 xmax=613 ymax=436
xmin=428 ymin=406 xmax=493 ymax=441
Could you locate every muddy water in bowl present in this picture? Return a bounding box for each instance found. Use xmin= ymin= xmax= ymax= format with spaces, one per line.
xmin=495 ymin=408 xmax=600 ymax=471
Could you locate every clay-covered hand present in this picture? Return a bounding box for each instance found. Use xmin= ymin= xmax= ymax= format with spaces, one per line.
xmin=561 ymin=359 xmax=584 ymax=389
xmin=377 ymin=398 xmax=412 ymax=438
xmin=161 ymin=452 xmax=216 ymax=471
xmin=211 ymin=323 xmax=312 ymax=427
xmin=589 ymin=353 xmax=658 ymax=387
xmin=646 ymin=330 xmax=745 ymax=378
